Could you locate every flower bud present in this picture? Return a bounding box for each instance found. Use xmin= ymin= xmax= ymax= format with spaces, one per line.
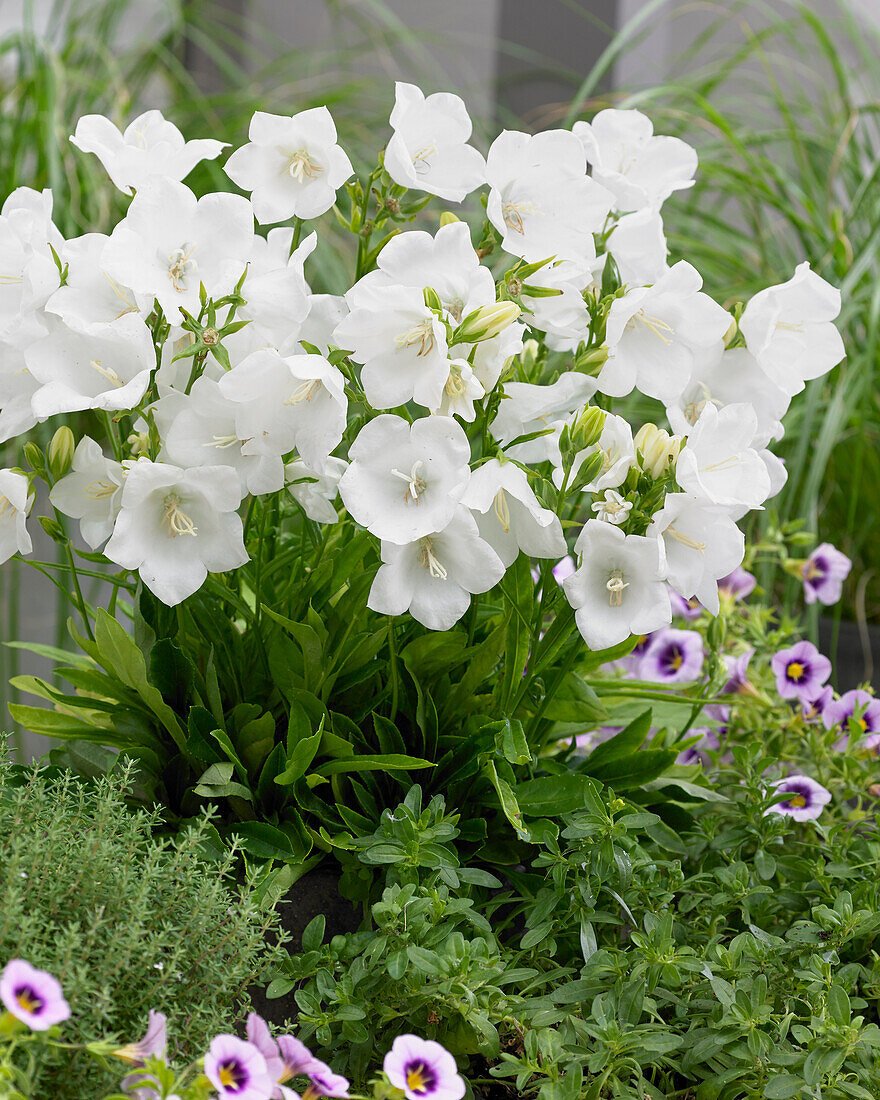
xmin=634 ymin=423 xmax=682 ymax=478
xmin=423 ymin=286 xmax=443 ymax=313
xmin=520 ymin=339 xmax=539 ymax=371
xmin=48 ymin=426 xmax=75 ymax=481
xmin=22 ymin=441 xmax=46 ymax=478
xmin=453 ymin=301 xmax=521 ymax=344
xmin=571 ymin=406 xmax=606 ymax=452
xmin=569 ymin=449 xmax=605 ymax=494
xmin=439 ymin=211 xmax=460 ymax=227
xmin=39 ymin=516 xmax=67 ymax=543
xmin=576 ymin=345 xmax=609 ymax=374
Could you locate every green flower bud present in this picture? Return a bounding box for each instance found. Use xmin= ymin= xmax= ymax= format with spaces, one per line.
xmin=48 ymin=426 xmax=75 ymax=481
xmin=571 ymin=406 xmax=607 ymax=452
xmin=568 ymin=449 xmax=605 ymax=494
xmin=453 ymin=301 xmax=521 ymax=344
xmin=22 ymin=441 xmax=46 ymax=478
xmin=39 ymin=516 xmax=67 ymax=543
xmin=520 ymin=339 xmax=540 ymax=371
xmin=423 ymin=286 xmax=443 ymax=313
xmin=439 ymin=211 xmax=460 ymax=227
xmin=634 ymin=423 xmax=682 ymax=478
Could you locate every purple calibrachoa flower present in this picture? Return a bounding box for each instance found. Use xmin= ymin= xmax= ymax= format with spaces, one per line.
xmin=802 ymin=685 xmax=833 ymax=723
xmin=718 ymin=566 xmax=756 ymax=601
xmin=204 ymin=1035 xmax=275 ymax=1100
xmin=764 ymin=775 xmax=831 ymax=821
xmin=639 ymin=628 xmax=704 ymax=684
xmin=802 ymin=542 xmax=851 ymax=606
xmin=668 ymin=586 xmax=702 ymax=621
xmin=384 ymin=1035 xmax=466 ymax=1100
xmin=302 ymin=1060 xmax=350 ymax=1100
xmin=0 ymin=960 xmax=70 ymax=1031
xmin=246 ymin=1013 xmax=308 ymax=1100
xmin=823 ymin=689 xmax=880 ymax=734
xmin=770 ymin=640 xmax=831 ymax=702
xmin=721 ymin=647 xmax=754 ymax=695
xmin=676 ymin=727 xmax=720 ymax=766
xmin=279 ymin=1034 xmax=321 ymax=1077
xmin=118 ymin=1010 xmax=168 ymax=1100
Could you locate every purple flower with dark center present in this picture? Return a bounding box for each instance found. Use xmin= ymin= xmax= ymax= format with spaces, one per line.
xmin=676 ymin=727 xmax=720 ymax=766
xmin=718 ymin=566 xmax=756 ymax=601
xmin=721 ymin=647 xmax=754 ymax=694
xmin=639 ymin=628 xmax=704 ymax=684
xmin=770 ymin=640 xmax=831 ymax=702
xmin=802 ymin=684 xmax=833 ymax=723
xmin=823 ymin=689 xmax=880 ymax=735
xmin=802 ymin=542 xmax=851 ymax=606
xmin=204 ymin=1035 xmax=274 ymax=1100
xmin=668 ymin=586 xmax=702 ymax=621
xmin=302 ymin=1060 xmax=350 ymax=1100
xmin=0 ymin=960 xmax=70 ymax=1032
xmin=244 ymin=1014 xmax=307 ymax=1100
xmin=278 ymin=1034 xmax=320 ymax=1077
xmin=384 ymin=1035 xmax=466 ymax=1100
xmin=764 ymin=775 xmax=831 ymax=821
xmin=118 ymin=1010 xmax=168 ymax=1099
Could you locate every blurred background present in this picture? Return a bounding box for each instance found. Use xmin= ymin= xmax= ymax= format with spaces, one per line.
xmin=2 ymin=0 xmax=879 ymax=751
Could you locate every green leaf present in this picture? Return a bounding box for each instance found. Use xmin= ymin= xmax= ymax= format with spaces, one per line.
xmin=586 ymin=749 xmax=678 ymax=789
xmin=763 ymin=1075 xmax=806 ymax=1099
xmin=497 ymin=556 xmax=533 ymax=712
xmin=483 ymin=759 xmax=529 ymax=839
xmin=582 ymin=710 xmax=652 ymax=770
xmin=488 ymin=718 xmax=531 ymax=765
xmin=315 ymin=754 xmax=434 ymax=776
xmin=542 ymin=672 xmax=607 ymax=723
xmin=231 ymin=821 xmax=307 ymax=862
xmin=516 ymin=774 xmax=599 ymax=816
xmin=275 ymin=730 xmax=323 ymax=787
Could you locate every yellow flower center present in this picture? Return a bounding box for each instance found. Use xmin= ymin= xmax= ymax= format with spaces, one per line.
xmin=787 ymin=661 xmax=805 ymax=681
xmin=788 ymin=794 xmax=806 ymax=808
xmin=15 ymin=988 xmax=41 ymax=1014
xmin=670 ymin=652 xmax=683 ymax=671
xmin=407 ymin=1067 xmax=428 ymax=1092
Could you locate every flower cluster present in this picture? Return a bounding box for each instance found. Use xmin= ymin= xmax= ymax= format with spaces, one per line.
xmin=0 ymin=958 xmax=464 ymax=1100
xmin=0 ymin=88 xmax=846 ymax=652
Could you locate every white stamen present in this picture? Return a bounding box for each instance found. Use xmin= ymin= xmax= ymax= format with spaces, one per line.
xmin=162 ymin=493 xmax=198 ymax=538
xmin=284 ymin=379 xmax=322 ymax=406
xmin=391 ymin=460 xmax=426 ymax=504
xmin=627 ymin=309 xmax=674 ymax=344
xmin=411 ymin=143 xmax=437 ymax=175
xmin=168 ymin=244 xmax=196 ymax=292
xmin=395 ymin=318 xmax=436 ymax=358
xmin=202 ymin=434 xmax=241 ymax=449
xmin=418 ymin=536 xmax=447 ymax=580
xmin=606 ymin=568 xmax=629 ymax=607
xmin=494 ymin=488 xmax=511 ymax=533
xmin=286 ymin=149 xmax=323 ymax=182
xmin=84 ymin=480 xmax=118 ymax=500
xmin=90 ymin=359 xmax=124 ymax=388
xmin=702 ymin=456 xmax=740 ymax=473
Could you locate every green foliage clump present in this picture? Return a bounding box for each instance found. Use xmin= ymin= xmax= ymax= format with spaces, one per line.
xmin=0 ymin=757 xmax=284 ymax=1098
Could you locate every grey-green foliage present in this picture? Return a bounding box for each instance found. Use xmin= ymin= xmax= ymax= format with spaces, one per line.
xmin=0 ymin=755 xmax=284 ymax=1098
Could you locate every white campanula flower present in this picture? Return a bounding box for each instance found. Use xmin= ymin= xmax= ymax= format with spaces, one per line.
xmin=666 ymin=345 xmax=789 ymax=450
xmin=490 ymin=371 xmax=597 ymax=464
xmin=519 ymin=260 xmax=592 ymax=352
xmin=0 ymin=469 xmax=33 ymax=565
xmin=49 ymin=436 xmax=125 ymax=549
xmin=0 ymin=187 xmax=62 ymax=349
xmin=675 ymin=402 xmax=771 ymax=510
xmin=551 ymin=411 xmax=634 ymax=494
xmin=435 ymin=358 xmax=485 ymax=421
xmin=464 ymin=319 xmax=525 ymax=393
xmin=0 ymin=343 xmax=41 ymax=444
xmin=104 ymin=459 xmax=247 ymax=606
xmin=45 ymin=233 xmax=143 ymax=332
xmin=563 ymin=519 xmax=670 ymax=650
xmin=102 ymin=178 xmax=254 ymax=324
xmin=70 ymin=110 xmax=227 ymax=195
xmin=368 ymin=506 xmax=504 ymax=630
xmin=236 ymin=229 xmax=315 ymax=350
xmin=338 ymin=414 xmax=471 ymax=544
xmin=157 ymin=376 xmax=285 ymax=496
xmin=383 ymin=1034 xmax=466 ymax=1100
xmin=573 ymin=108 xmax=697 ymax=212
xmin=333 ymin=283 xmax=450 ymax=411
xmin=739 ymin=262 xmax=845 ymax=396
xmin=385 ymin=82 xmax=486 ymax=202
xmin=298 ymin=294 xmax=348 ymax=356
xmin=598 ymin=261 xmax=731 ymax=403
xmin=285 ymin=457 xmax=347 ymax=524
xmin=461 ymin=458 xmax=566 ymax=567
xmin=217 ymin=349 xmax=347 ymax=473
xmin=25 ymin=314 xmax=155 ymax=417
xmin=606 ymin=206 xmax=668 ymax=287
xmin=485 ymin=129 xmax=613 ymax=264
xmin=647 ymin=492 xmax=744 ymax=615
xmin=591 ymin=489 xmax=632 ymax=525
xmin=224 ymin=108 xmax=353 ymax=223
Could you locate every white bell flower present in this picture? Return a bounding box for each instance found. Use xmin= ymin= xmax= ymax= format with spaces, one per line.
xmin=607 ymin=207 xmax=668 ymax=287
xmin=224 ymin=107 xmax=353 ymax=224
xmin=675 ymin=402 xmax=771 ymax=510
xmin=647 ymin=492 xmax=744 ymax=615
xmin=597 ymin=260 xmax=731 ymax=403
xmin=298 ymin=294 xmax=348 ymax=356
xmin=739 ymin=262 xmax=845 ymax=396
xmin=217 ymin=349 xmax=347 ymax=473
xmin=573 ymin=109 xmax=697 ymax=212
xmin=385 ymin=82 xmax=486 ymax=202
xmin=564 ymin=519 xmax=671 ymax=650
xmin=285 ymin=457 xmax=347 ymax=524
xmin=333 ymin=283 xmax=450 ymax=411
xmin=102 ymin=178 xmax=254 ymax=324
xmin=551 ymin=411 xmax=634 ymax=493
xmin=70 ymin=110 xmax=227 ymax=195
xmin=490 ymin=370 xmax=597 ymax=464
xmin=45 ymin=233 xmax=143 ymax=332
xmin=0 ymin=187 xmax=62 ymax=350
xmin=26 ymin=314 xmax=155 ymax=416
xmin=725 ymin=449 xmax=788 ymax=523
xmin=436 ymin=359 xmax=485 ymax=421
xmin=458 ymin=320 xmax=525 ymax=393
xmin=519 ymin=260 xmax=592 ymax=352
xmin=367 ymin=505 xmax=504 ymax=630
xmin=486 ymin=129 xmax=613 ymax=264
xmin=237 ymin=229 xmax=315 ymax=350
xmin=104 ymin=459 xmax=247 ymax=606
xmin=591 ymin=489 xmax=632 ymax=525
xmin=158 ymin=376 xmax=285 ymax=496
xmin=49 ymin=436 xmax=125 ymax=549
xmin=462 ymin=458 xmax=566 ymax=567
xmin=666 ymin=345 xmax=789 ymax=450
xmin=0 ymin=469 xmax=33 ymax=565
xmin=338 ymin=414 xmax=471 ymax=544
xmin=0 ymin=343 xmax=41 ymax=444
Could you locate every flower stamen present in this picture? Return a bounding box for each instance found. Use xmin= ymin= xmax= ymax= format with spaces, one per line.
xmin=391 ymin=460 xmax=427 ymax=504
xmin=286 ymin=149 xmax=323 ymax=182
xmin=162 ymin=492 xmax=198 ymax=538
xmin=395 ymin=318 xmax=436 ymax=358
xmin=418 ymin=536 xmax=447 ymax=580
xmin=90 ymin=359 xmax=125 ymax=388
xmin=284 ymin=379 xmax=322 ymax=406
xmin=502 ymin=199 xmax=538 ymax=234
xmin=84 ymin=480 xmax=118 ymax=500
xmin=494 ymin=488 xmax=511 ymax=533
xmin=667 ymin=525 xmax=707 ymax=553
xmin=167 ymin=244 xmax=196 ymax=292
xmin=606 ymin=568 xmax=629 ymax=607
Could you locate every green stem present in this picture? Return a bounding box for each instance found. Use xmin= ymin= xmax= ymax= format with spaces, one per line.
xmin=289 ymin=216 xmax=304 ymax=255
xmin=388 ymin=616 xmax=399 ymax=722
